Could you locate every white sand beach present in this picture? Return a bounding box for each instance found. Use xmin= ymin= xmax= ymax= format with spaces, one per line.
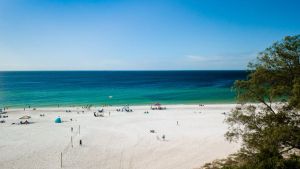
xmin=0 ymin=104 xmax=240 ymax=169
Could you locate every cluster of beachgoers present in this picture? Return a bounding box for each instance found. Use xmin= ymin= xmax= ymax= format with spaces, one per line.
xmin=0 ymin=103 xmax=240 ymax=169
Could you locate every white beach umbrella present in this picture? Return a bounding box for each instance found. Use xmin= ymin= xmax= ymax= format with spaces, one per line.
xmin=19 ymin=115 xmax=31 ymax=120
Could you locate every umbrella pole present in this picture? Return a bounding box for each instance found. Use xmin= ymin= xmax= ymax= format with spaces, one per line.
xmin=71 ymin=136 xmax=73 ymax=148
xmin=60 ymin=152 xmax=62 ymax=168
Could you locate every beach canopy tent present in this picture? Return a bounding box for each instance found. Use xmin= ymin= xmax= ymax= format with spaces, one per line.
xmin=55 ymin=117 xmax=62 ymax=123
xmin=151 ymin=103 xmax=162 ymax=108
xmin=121 ymin=105 xmax=132 ymax=112
xmin=0 ymin=110 xmax=7 ymax=114
xmin=19 ymin=115 xmax=31 ymax=119
xmin=154 ymin=103 xmax=161 ymax=106
xmin=151 ymin=103 xmax=166 ymax=110
xmin=122 ymin=106 xmax=129 ymax=111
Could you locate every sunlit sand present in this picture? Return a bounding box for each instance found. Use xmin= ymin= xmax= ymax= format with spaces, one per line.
xmin=0 ymin=104 xmax=239 ymax=169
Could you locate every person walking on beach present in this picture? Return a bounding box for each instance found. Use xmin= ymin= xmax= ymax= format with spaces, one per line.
xmin=162 ymin=134 xmax=166 ymax=141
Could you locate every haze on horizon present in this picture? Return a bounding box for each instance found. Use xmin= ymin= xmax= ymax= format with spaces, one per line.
xmin=0 ymin=0 xmax=299 ymax=71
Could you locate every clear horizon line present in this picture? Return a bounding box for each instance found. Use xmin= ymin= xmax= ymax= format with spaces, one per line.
xmin=0 ymin=69 xmax=247 ymax=72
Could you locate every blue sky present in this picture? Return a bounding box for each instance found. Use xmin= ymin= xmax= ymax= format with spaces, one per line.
xmin=0 ymin=0 xmax=299 ymax=70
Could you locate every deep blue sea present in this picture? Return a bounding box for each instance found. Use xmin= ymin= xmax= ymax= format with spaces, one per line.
xmin=0 ymin=71 xmax=247 ymax=107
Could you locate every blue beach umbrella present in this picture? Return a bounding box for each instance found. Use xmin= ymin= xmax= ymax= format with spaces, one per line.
xmin=55 ymin=117 xmax=62 ymax=123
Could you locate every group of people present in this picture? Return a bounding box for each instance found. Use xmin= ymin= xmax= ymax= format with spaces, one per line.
xmin=150 ymin=106 xmax=166 ymax=110
xmin=0 ymin=113 xmax=8 ymax=123
xmin=116 ymin=108 xmax=133 ymax=112
xmin=20 ymin=120 xmax=30 ymax=125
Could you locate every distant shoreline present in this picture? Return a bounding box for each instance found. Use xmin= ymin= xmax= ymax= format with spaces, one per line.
xmin=1 ymin=101 xmax=238 ymax=109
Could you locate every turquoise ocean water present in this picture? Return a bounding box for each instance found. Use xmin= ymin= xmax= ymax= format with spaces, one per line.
xmin=0 ymin=71 xmax=247 ymax=107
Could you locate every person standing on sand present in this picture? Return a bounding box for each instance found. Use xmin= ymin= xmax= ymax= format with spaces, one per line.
xmin=162 ymin=135 xmax=165 ymax=141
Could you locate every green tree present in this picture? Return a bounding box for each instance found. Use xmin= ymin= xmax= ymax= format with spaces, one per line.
xmin=202 ymin=35 xmax=300 ymax=169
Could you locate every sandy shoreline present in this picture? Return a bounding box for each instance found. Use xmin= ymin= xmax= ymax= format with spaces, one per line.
xmin=0 ymin=104 xmax=240 ymax=169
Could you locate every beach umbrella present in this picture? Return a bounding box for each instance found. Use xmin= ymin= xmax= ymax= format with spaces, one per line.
xmin=154 ymin=103 xmax=161 ymax=106
xmin=19 ymin=115 xmax=31 ymax=119
xmin=55 ymin=117 xmax=62 ymax=123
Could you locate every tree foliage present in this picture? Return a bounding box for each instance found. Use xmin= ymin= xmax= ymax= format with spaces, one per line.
xmin=201 ymin=35 xmax=300 ymax=169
